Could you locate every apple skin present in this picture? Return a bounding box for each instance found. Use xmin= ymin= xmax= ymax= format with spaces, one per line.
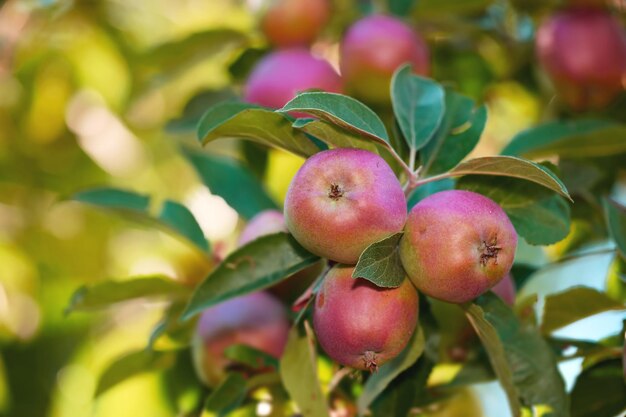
xmin=400 ymin=190 xmax=518 ymax=304
xmin=244 ymin=48 xmax=342 ymax=110
xmin=238 ymin=209 xmax=324 ymax=302
xmin=536 ymin=7 xmax=626 ymax=110
xmin=491 ymin=273 xmax=516 ymax=306
xmin=340 ymin=14 xmax=430 ymax=104
xmin=260 ymin=0 xmax=330 ymax=47
xmin=313 ymin=264 xmax=419 ymax=371
xmin=191 ymin=292 xmax=290 ymax=386
xmin=284 ymin=148 xmax=407 ymax=264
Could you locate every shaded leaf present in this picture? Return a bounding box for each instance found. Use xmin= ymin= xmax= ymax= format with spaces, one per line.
xmin=66 ymin=276 xmax=188 ymax=314
xmin=605 ymin=198 xmax=626 ymax=259
xmin=542 ymin=287 xmax=625 ymax=334
xmin=96 ymin=349 xmax=177 ymax=397
xmin=224 ymin=345 xmax=279 ymax=370
xmin=181 ymin=145 xmax=277 ymax=220
xmin=197 ymin=102 xmax=320 ymax=158
xmin=359 ymin=326 xmax=425 ymax=415
xmin=353 ymin=233 xmax=406 ymax=288
xmin=570 ymin=359 xmax=626 ymax=417
xmin=457 ymin=175 xmax=571 ymax=245
xmin=182 ymin=233 xmax=319 ymax=320
xmin=73 ymin=188 xmax=209 ymax=252
xmin=420 ymin=90 xmax=487 ymax=175
xmin=279 ymin=323 xmax=328 ymax=417
xmin=502 ymin=119 xmax=626 ymax=159
xmin=280 ymin=92 xmax=390 ymax=142
xmin=388 ymin=0 xmax=417 ymax=15
xmin=449 ymin=156 xmax=571 ymax=200
xmin=407 ymin=178 xmax=455 ymax=210
xmin=391 ymin=66 xmax=445 ymax=153
xmin=203 ymin=372 xmax=247 ymax=417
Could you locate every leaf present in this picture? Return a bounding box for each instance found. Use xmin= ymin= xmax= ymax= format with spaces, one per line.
xmin=148 ymin=301 xmax=195 ymax=350
xmin=407 ymin=178 xmax=455 ymax=210
xmin=388 ymin=0 xmax=417 ymax=15
xmin=223 ymin=345 xmax=279 ymax=370
xmin=181 ymin=145 xmax=277 ymax=220
xmin=358 ymin=326 xmax=425 ymax=415
xmin=420 ymin=90 xmax=487 ymax=175
xmin=457 ymin=175 xmax=571 ymax=245
xmin=66 ymin=276 xmax=188 ymax=314
xmin=605 ymin=198 xmax=626 ymax=259
xmin=280 ymin=92 xmax=390 ymax=143
xmin=279 ymin=322 xmax=328 ymax=417
xmin=73 ymin=188 xmax=209 ymax=252
xmin=541 ymin=287 xmax=625 ymax=334
xmin=391 ymin=66 xmax=445 ymax=153
xmin=166 ymin=89 xmax=238 ymax=134
xmin=570 ymin=359 xmax=626 ymax=417
xmin=203 ymin=372 xmax=247 ymax=417
xmin=449 ymin=156 xmax=571 ymax=200
xmin=197 ymin=101 xmax=320 ymax=158
xmin=182 ymin=233 xmax=320 ymax=320
xmin=465 ymin=293 xmax=569 ymax=417
xmin=292 ymin=118 xmax=403 ymax=172
xmin=502 ymin=119 xmax=626 ymax=159
xmin=96 ymin=349 xmax=177 ymax=397
xmin=353 ymin=233 xmax=406 ymax=288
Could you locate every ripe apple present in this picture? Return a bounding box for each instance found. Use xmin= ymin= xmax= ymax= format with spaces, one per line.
xmin=260 ymin=0 xmax=330 ymax=47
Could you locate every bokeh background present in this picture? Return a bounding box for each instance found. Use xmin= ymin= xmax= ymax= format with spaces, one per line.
xmin=0 ymin=1 xmax=625 ymax=417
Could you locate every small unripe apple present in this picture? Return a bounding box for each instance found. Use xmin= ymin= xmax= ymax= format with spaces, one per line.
xmin=400 ymin=190 xmax=517 ymax=304
xmin=238 ymin=209 xmax=323 ymax=302
xmin=260 ymin=0 xmax=330 ymax=47
xmin=284 ymin=148 xmax=407 ymax=264
xmin=244 ymin=48 xmax=342 ymax=110
xmin=536 ymin=8 xmax=626 ymax=110
xmin=340 ymin=14 xmax=430 ymax=104
xmin=313 ymin=265 xmax=419 ymax=371
xmin=191 ymin=292 xmax=290 ymax=386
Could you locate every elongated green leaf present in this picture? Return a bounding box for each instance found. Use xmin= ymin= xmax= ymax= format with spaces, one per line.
xmin=457 ymin=175 xmax=571 ymax=245
xmin=197 ymin=102 xmax=320 ymax=158
xmin=224 ymin=345 xmax=279 ymax=370
xmin=358 ymin=326 xmax=424 ymax=415
xmin=407 ymin=178 xmax=455 ymax=209
xmin=66 ymin=276 xmax=188 ymax=314
xmin=541 ymin=287 xmax=625 ymax=334
xmin=96 ymin=349 xmax=177 ymax=397
xmin=502 ymin=119 xmax=626 ymax=158
xmin=292 ymin=118 xmax=403 ymax=172
xmin=148 ymin=301 xmax=195 ymax=349
xmin=420 ymin=90 xmax=487 ymax=175
xmin=605 ymin=198 xmax=626 ymax=259
xmin=203 ymin=372 xmax=247 ymax=417
xmin=181 ymin=145 xmax=277 ymax=220
xmin=465 ymin=293 xmax=569 ymax=417
xmin=280 ymin=92 xmax=390 ymax=142
xmin=570 ymin=359 xmax=626 ymax=417
xmin=182 ymin=233 xmax=319 ymax=320
xmin=73 ymin=188 xmax=209 ymax=252
xmin=353 ymin=233 xmax=405 ymax=288
xmin=391 ymin=66 xmax=445 ymax=153
xmin=450 ymin=156 xmax=571 ymax=200
xmin=166 ymin=89 xmax=238 ymax=134
xmin=279 ymin=323 xmax=328 ymax=417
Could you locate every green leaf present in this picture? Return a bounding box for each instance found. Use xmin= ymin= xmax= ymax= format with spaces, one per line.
xmin=570 ymin=359 xmax=626 ymax=417
xmin=66 ymin=276 xmax=188 ymax=314
xmin=420 ymin=90 xmax=487 ymax=175
xmin=388 ymin=0 xmax=417 ymax=15
xmin=605 ymin=198 xmax=626 ymax=259
xmin=203 ymin=372 xmax=247 ymax=417
xmin=391 ymin=66 xmax=445 ymax=153
xmin=148 ymin=301 xmax=195 ymax=349
xmin=223 ymin=345 xmax=279 ymax=370
xmin=197 ymin=102 xmax=320 ymax=158
xmin=465 ymin=293 xmax=569 ymax=417
xmin=182 ymin=233 xmax=319 ymax=320
xmin=407 ymin=178 xmax=455 ymax=210
xmin=358 ymin=326 xmax=424 ymax=415
xmin=449 ymin=156 xmax=571 ymax=200
xmin=96 ymin=349 xmax=177 ymax=397
xmin=166 ymin=89 xmax=238 ymax=134
xmin=502 ymin=119 xmax=626 ymax=159
xmin=181 ymin=145 xmax=277 ymax=220
xmin=541 ymin=287 xmax=625 ymax=334
xmin=280 ymin=92 xmax=390 ymax=143
xmin=353 ymin=233 xmax=406 ymax=288
xmin=279 ymin=323 xmax=328 ymax=417
xmin=73 ymin=188 xmax=209 ymax=252
xmin=457 ymin=175 xmax=571 ymax=245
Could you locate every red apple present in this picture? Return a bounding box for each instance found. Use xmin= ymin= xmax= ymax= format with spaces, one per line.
xmin=260 ymin=0 xmax=330 ymax=47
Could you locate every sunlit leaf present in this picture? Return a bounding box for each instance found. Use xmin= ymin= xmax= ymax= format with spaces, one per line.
xmin=353 ymin=233 xmax=405 ymax=288
xmin=202 ymin=372 xmax=247 ymax=417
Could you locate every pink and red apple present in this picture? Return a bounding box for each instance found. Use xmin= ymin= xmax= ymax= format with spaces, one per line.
xmin=260 ymin=0 xmax=330 ymax=47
